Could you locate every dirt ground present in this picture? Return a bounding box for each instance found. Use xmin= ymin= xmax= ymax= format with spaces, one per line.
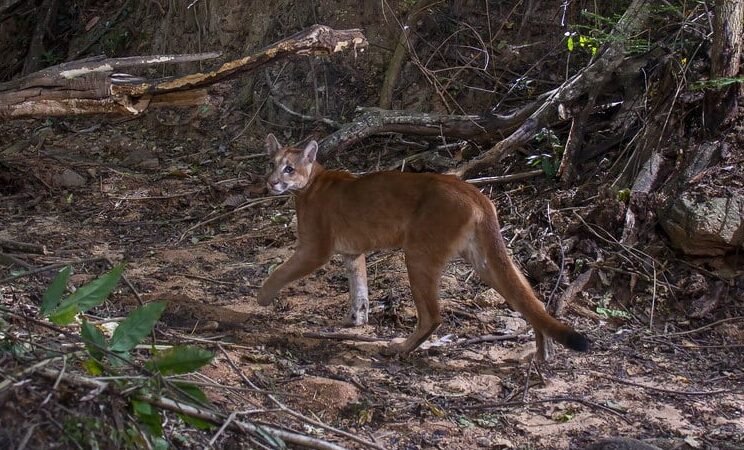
xmin=1 ymin=113 xmax=743 ymax=450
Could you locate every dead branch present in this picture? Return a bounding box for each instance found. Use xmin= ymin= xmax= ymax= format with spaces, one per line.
xmin=0 ymin=238 xmax=46 ymax=254
xmin=32 ymin=367 xmax=349 ymax=450
xmin=451 ymin=0 xmax=652 ymax=178
xmin=140 ymin=394 xmax=350 ymax=450
xmin=551 ymin=269 xmax=595 ymax=317
xmin=318 ymin=101 xmax=541 ymax=157
xmin=465 ymin=169 xmax=543 ymax=186
xmin=0 ymin=25 xmax=368 ymax=119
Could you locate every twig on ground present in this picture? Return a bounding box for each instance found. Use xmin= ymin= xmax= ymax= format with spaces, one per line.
xmin=593 ymin=372 xmax=735 ymax=396
xmin=456 ymin=333 xmax=525 ymax=347
xmin=457 ymin=395 xmax=630 ymax=422
xmin=141 ymin=393 xmax=349 ymax=450
xmin=41 ymin=355 xmax=67 ymax=406
xmin=644 ymin=316 xmax=744 ymax=339
xmin=109 ymin=189 xmax=204 ymax=201
xmin=177 ymin=196 xmax=287 ymax=244
xmin=104 ymin=257 xmax=144 ymax=307
xmin=301 ymin=331 xmax=388 ymax=342
xmin=31 ymin=364 xmax=348 ymax=450
xmin=183 ymin=273 xmax=241 ymax=286
xmin=0 ymin=238 xmax=46 ymax=254
xmin=0 ymin=257 xmax=106 ymax=284
xmin=465 ymin=170 xmax=543 ymax=186
xmin=0 ymin=252 xmax=33 ymax=269
xmin=16 ymin=424 xmax=38 ymax=450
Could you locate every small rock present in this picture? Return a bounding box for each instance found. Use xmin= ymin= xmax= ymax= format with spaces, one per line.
xmin=54 ymin=169 xmax=86 ymax=187
xmin=492 ymin=315 xmax=527 ymax=334
xmin=474 ymin=289 xmax=505 ymax=308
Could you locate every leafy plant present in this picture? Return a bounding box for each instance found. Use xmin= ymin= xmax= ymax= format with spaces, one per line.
xmin=566 ymin=32 xmax=599 ymax=56
xmin=41 ymin=264 xmax=124 ymax=325
xmin=690 ymin=77 xmax=744 ymax=92
xmin=38 ymin=265 xmax=215 ymax=448
xmin=528 ymin=128 xmax=563 ymax=178
xmin=616 ymin=188 xmax=631 ymax=203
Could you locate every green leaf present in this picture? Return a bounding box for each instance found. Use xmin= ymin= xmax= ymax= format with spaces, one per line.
xmin=48 ymin=264 xmax=125 ymax=324
xmin=81 ymin=321 xmax=107 ymax=360
xmin=567 ymin=36 xmax=574 ymax=52
xmin=596 ymin=306 xmax=631 ymax=319
xmin=152 ymin=437 xmax=168 ymax=450
xmin=145 ymin=346 xmax=213 ymax=375
xmin=178 ymin=413 xmax=214 ymax=430
xmin=82 ymin=358 xmax=104 ymax=376
xmin=41 ymin=266 xmax=71 ymax=316
xmin=172 ymin=382 xmax=209 ymax=405
xmin=541 ymin=157 xmax=558 ymax=178
xmin=66 ymin=264 xmax=124 ymax=310
xmin=109 ymin=349 xmax=130 ymax=368
xmin=48 ymin=301 xmax=79 ymax=325
xmin=132 ymin=399 xmax=163 ymax=437
xmin=110 ymin=301 xmax=167 ymax=353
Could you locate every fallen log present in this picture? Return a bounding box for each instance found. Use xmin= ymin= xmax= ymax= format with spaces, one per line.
xmin=0 ymin=25 xmax=367 ymax=119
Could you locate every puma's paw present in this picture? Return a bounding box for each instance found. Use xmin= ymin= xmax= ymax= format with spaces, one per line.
xmin=256 ymin=289 xmax=274 ymax=306
xmin=342 ymin=309 xmax=369 ymax=327
xmin=380 ymin=338 xmax=408 ymax=357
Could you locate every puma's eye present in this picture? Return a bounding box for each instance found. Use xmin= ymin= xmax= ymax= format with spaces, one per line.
xmin=283 ymin=166 xmax=294 ymax=174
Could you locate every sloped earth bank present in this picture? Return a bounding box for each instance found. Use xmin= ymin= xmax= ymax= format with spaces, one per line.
xmin=1 ymin=116 xmax=742 ymax=449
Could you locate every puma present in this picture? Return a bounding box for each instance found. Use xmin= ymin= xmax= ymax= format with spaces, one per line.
xmin=257 ymin=134 xmax=589 ymax=358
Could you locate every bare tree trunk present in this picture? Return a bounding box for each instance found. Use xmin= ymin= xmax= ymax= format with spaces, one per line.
xmin=704 ymin=0 xmax=744 ymax=132
xmin=22 ymin=0 xmax=59 ymax=76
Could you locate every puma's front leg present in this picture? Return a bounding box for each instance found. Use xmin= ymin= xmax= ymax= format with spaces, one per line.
xmin=342 ymin=254 xmax=369 ymax=326
xmin=257 ymin=248 xmax=331 ymax=306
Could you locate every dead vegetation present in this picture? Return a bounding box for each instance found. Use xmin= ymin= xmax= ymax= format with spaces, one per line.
xmin=1 ymin=0 xmax=744 ymax=449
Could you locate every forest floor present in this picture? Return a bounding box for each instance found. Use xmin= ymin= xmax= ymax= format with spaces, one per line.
xmin=1 ymin=115 xmax=743 ymax=450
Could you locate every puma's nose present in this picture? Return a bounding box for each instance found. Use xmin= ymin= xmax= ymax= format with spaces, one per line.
xmin=267 ymin=180 xmax=284 ymax=194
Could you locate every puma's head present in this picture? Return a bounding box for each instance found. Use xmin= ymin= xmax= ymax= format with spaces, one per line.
xmin=264 ymin=134 xmax=319 ymax=195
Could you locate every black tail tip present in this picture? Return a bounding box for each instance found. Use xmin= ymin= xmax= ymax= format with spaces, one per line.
xmin=565 ymin=331 xmax=590 ymax=352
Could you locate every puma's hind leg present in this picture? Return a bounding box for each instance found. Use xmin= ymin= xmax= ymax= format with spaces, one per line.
xmin=534 ymin=330 xmax=555 ymax=362
xmin=342 ymin=254 xmax=369 ymax=326
xmin=381 ymin=252 xmax=445 ymax=356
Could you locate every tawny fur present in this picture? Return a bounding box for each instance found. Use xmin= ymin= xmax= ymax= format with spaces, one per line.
xmin=257 ymin=134 xmax=589 ymax=358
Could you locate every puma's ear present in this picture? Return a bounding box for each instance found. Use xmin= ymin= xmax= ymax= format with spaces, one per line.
xmin=303 ymin=140 xmax=318 ymax=164
xmin=265 ymin=133 xmax=281 ymax=156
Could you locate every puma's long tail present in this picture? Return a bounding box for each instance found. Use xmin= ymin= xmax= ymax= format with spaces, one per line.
xmin=477 ymin=213 xmax=590 ymax=352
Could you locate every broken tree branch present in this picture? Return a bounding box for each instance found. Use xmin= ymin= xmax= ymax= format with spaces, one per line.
xmin=318 ymin=101 xmax=542 ymax=157
xmin=0 ymin=25 xmax=368 ymax=119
